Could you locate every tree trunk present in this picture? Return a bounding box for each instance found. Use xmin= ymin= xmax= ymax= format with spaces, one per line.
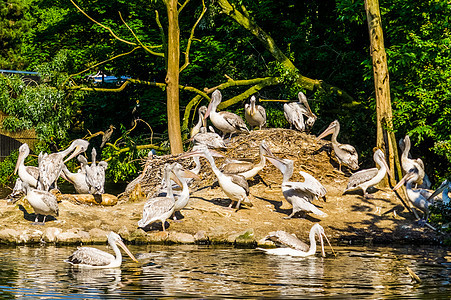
xmin=364 ymin=0 xmax=402 ymax=184
xmin=165 ymin=0 xmax=183 ymax=154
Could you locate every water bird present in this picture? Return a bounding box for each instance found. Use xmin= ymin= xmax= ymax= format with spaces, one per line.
xmin=101 ymin=125 xmax=115 ymax=148
xmin=193 ymin=126 xmax=227 ymax=149
xmin=265 ymin=155 xmax=327 ymax=218
xmin=14 ymin=143 xmax=39 ymax=189
xmin=344 ymin=148 xmax=390 ymax=198
xmin=171 ymin=163 xmax=200 ymax=220
xmin=399 ymin=135 xmax=431 ymax=189
xmin=259 ymin=223 xmax=332 ymax=257
xmin=427 ymin=178 xmax=451 ymax=205
xmin=85 ymin=148 xmax=107 ymax=194
xmin=21 ymin=181 xmax=59 ymax=225
xmin=244 ymin=95 xmax=266 ymax=130
xmin=190 ymin=106 xmax=207 ymax=139
xmin=204 ymin=90 xmax=249 ymax=139
xmin=38 ymin=139 xmax=89 ymax=191
xmin=316 ymin=120 xmax=359 ymax=172
xmin=65 ymin=231 xmax=138 ymax=268
xmin=283 ymin=92 xmax=317 ymax=132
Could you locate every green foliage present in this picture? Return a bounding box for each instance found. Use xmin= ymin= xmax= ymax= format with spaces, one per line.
xmin=0 ymin=152 xmax=18 ymax=187
xmin=429 ymin=203 xmax=451 ymax=232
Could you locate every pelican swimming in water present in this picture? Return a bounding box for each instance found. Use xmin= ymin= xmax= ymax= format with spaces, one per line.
xmin=399 ymin=135 xmax=431 ymax=189
xmin=138 ymin=164 xmax=176 ymax=231
xmin=393 ymin=166 xmax=434 ymax=221
xmin=316 ymin=120 xmax=359 ymax=172
xmin=190 ymin=106 xmax=207 ymax=139
xmin=38 ymin=139 xmax=89 ymax=191
xmin=283 ymin=92 xmax=317 ymax=132
xmin=21 ymin=181 xmax=59 ymax=225
xmin=259 ymin=224 xmax=332 ymax=257
xmin=245 ymin=95 xmax=266 ymax=130
xmin=193 ymin=126 xmax=227 ymax=149
xmin=14 ymin=143 xmax=39 ymax=189
xmin=266 ymin=156 xmax=327 ymax=218
xmin=344 ymin=148 xmax=390 ymax=198
xmin=181 ymin=144 xmax=252 ymax=211
xmin=204 ymin=90 xmax=249 ymax=139
xmin=221 ymin=140 xmax=273 ymax=180
xmin=66 ymin=231 xmax=138 ymax=268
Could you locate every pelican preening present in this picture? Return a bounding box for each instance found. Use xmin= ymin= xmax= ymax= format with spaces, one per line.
xmin=85 ymin=148 xmax=108 ymax=195
xmin=66 ymin=231 xmax=138 ymax=268
xmin=316 ymin=120 xmax=359 ymax=172
xmin=399 ymin=135 xmax=431 ymax=189
xmin=60 ymin=156 xmax=91 ymax=194
xmin=221 ymin=140 xmax=273 ymax=180
xmin=266 ymin=155 xmax=327 ymax=218
xmin=259 ymin=224 xmax=333 ymax=257
xmin=21 ymin=181 xmax=59 ymax=225
xmin=38 ymin=139 xmax=89 ymax=191
xmin=245 ymin=95 xmax=267 ymax=130
xmin=344 ymin=148 xmax=390 ymax=198
xmin=193 ymin=126 xmax=227 ymax=149
xmin=181 ymin=144 xmax=252 ymax=211
xmin=204 ymin=90 xmax=249 ymax=139
xmin=190 ymin=106 xmax=207 ymax=139
xmin=284 ymin=92 xmax=317 ymax=132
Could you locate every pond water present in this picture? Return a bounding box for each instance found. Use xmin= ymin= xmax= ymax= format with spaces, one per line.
xmin=0 ymin=244 xmax=449 ymax=299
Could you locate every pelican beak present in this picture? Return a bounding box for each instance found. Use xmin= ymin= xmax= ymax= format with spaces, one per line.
xmin=393 ymin=171 xmax=415 ymax=191
xmin=64 ymin=145 xmax=85 ymax=163
xmin=265 ymin=155 xmax=286 ymax=174
xmin=209 ymin=149 xmax=225 ymax=158
xmin=116 ymin=239 xmax=139 ymax=263
xmin=427 ymin=180 xmax=448 ymax=201
xmin=321 ymin=232 xmax=336 ymax=257
xmin=380 ymin=156 xmax=391 ymax=178
xmin=179 ymin=149 xmax=204 ymax=160
xmin=204 ymin=100 xmax=213 ymax=121
xmin=14 ymin=151 xmax=27 ymax=175
xmin=170 ymin=172 xmax=184 ymax=188
xmin=319 ymin=234 xmax=325 ymax=257
xmin=316 ymin=123 xmax=336 ymax=141
xmin=261 ymin=141 xmax=274 ymax=157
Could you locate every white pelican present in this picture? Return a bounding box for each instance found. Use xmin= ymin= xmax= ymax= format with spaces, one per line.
xmin=180 ymin=144 xmax=252 ymax=211
xmin=393 ymin=166 xmax=433 ymax=220
xmin=14 ymin=143 xmax=39 ymax=189
xmin=283 ymin=92 xmax=317 ymax=132
xmin=222 ymin=140 xmax=273 ymax=180
xmin=60 ymin=155 xmax=96 ymax=194
xmin=316 ymin=120 xmax=359 ymax=171
xmin=245 ymin=95 xmax=266 ymax=130
xmin=204 ymin=90 xmax=249 ymax=139
xmin=65 ymin=231 xmax=138 ymax=268
xmin=265 ymin=156 xmax=327 ymax=218
xmin=259 ymin=224 xmax=332 ymax=257
xmin=190 ymin=106 xmax=207 ymax=139
xmin=193 ymin=126 xmax=227 ymax=149
xmin=171 ymin=163 xmax=200 ymax=220
xmin=85 ymin=148 xmax=107 ymax=194
xmin=138 ymin=164 xmax=176 ymax=231
xmin=38 ymin=139 xmax=89 ymax=191
xmin=399 ymin=135 xmax=431 ymax=189
xmin=344 ymin=148 xmax=390 ymax=198
xmin=21 ymin=181 xmax=59 ymax=225
xmin=427 ymin=179 xmax=451 ymax=205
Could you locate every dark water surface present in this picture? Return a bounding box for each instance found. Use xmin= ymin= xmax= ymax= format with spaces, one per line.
xmin=0 ymin=244 xmax=449 ymax=299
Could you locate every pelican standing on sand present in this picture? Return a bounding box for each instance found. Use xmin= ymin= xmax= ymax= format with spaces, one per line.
xmin=38 ymin=139 xmax=89 ymax=191
xmin=21 ymin=181 xmax=59 ymax=225
xmin=181 ymin=144 xmax=252 ymax=211
xmin=316 ymin=120 xmax=359 ymax=172
xmin=399 ymin=135 xmax=431 ymax=189
xmin=283 ymin=92 xmax=317 ymax=132
xmin=344 ymin=148 xmax=390 ymax=198
xmin=266 ymin=156 xmax=327 ymax=218
xmin=204 ymin=90 xmax=249 ymax=139
xmin=222 ymin=140 xmax=273 ymax=180
xmin=245 ymin=96 xmax=266 ymax=130
xmin=190 ymin=106 xmax=207 ymax=139
xmin=66 ymin=231 xmax=138 ymax=268
xmin=14 ymin=143 xmax=39 ymax=189
xmin=259 ymin=224 xmax=332 ymax=257
xmin=171 ymin=163 xmax=200 ymax=220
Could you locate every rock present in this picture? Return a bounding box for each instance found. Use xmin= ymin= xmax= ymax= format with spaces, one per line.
xmin=88 ymin=228 xmax=109 ymax=243
xmin=194 ymin=230 xmax=209 ymax=244
xmin=62 ymin=194 xmax=118 ymax=206
xmin=168 ymin=232 xmax=195 ymax=244
xmin=0 ymin=228 xmax=20 ymax=244
xmin=129 ymin=183 xmax=147 ymax=202
xmin=43 ymin=227 xmax=63 ymax=243
xmin=57 ymin=229 xmax=90 ymax=244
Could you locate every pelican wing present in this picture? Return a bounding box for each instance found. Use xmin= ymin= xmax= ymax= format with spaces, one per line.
xmin=140 ymin=197 xmax=175 ymax=227
xmin=194 ymin=132 xmax=226 ymax=148
xmin=229 ymin=174 xmax=249 ymax=195
xmin=284 ymin=181 xmax=320 ymax=200
xmin=222 ymin=160 xmax=254 ymax=174
xmin=265 ymin=230 xmax=309 ymax=251
xmin=338 ymin=143 xmax=357 ymax=156
xmin=345 ymin=168 xmax=378 ymax=191
xmin=26 ymin=166 xmax=39 ymax=180
xmin=33 ymin=189 xmax=59 ymax=216
xmin=67 ymin=247 xmax=115 ymax=266
xmin=219 ymin=111 xmax=249 ymax=132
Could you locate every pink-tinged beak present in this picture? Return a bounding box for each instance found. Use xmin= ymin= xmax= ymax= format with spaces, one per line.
xmin=316 ymin=123 xmax=336 ymax=141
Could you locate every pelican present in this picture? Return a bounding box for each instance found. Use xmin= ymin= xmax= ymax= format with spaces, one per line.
xmin=399 ymin=135 xmax=431 ymax=189
xmin=259 ymin=224 xmax=332 ymax=257
xmin=138 ymin=164 xmax=176 ymax=231
xmin=85 ymin=148 xmax=107 ymax=194
xmin=283 ymin=92 xmax=317 ymax=132
xmin=245 ymin=95 xmax=266 ymax=130
xmin=14 ymin=143 xmax=39 ymax=189
xmin=61 ymin=156 xmax=90 ymax=194
xmin=21 ymin=181 xmax=59 ymax=225
xmin=190 ymin=106 xmax=207 ymax=138
xmin=393 ymin=166 xmax=433 ymax=220
xmin=38 ymin=139 xmax=89 ymax=191
xmin=193 ymin=126 xmax=227 ymax=149
xmin=101 ymin=125 xmax=115 ymax=148
xmin=427 ymin=179 xmax=451 ymax=205
xmin=180 ymin=144 xmax=252 ymax=211
xmin=316 ymin=120 xmax=359 ymax=171
xmin=204 ymin=90 xmax=249 ymax=139
xmin=65 ymin=231 xmax=138 ymax=268
xmin=265 ymin=156 xmax=327 ymax=218
xmin=221 ymin=140 xmax=273 ymax=180
xmin=344 ymin=148 xmax=390 ymax=198
xmin=171 ymin=163 xmax=200 ymax=220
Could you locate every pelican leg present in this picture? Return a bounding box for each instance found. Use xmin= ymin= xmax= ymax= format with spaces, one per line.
xmin=235 ymin=199 xmax=242 ymax=212
xmin=162 ymin=221 xmax=166 ymax=231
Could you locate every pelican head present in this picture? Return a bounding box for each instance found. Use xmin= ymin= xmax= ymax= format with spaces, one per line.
xmin=316 ymin=120 xmax=339 ymax=141
xmin=265 ymin=155 xmax=294 ymax=181
xmin=427 ymin=178 xmax=451 ymax=202
xmin=64 ymin=139 xmax=90 ymax=163
xmin=204 ymin=90 xmax=222 ymax=120
xmin=373 ymin=148 xmax=391 ymax=177
xmin=260 ymin=140 xmax=273 ymax=157
xmin=107 ymin=232 xmax=139 ymax=263
xmin=14 ymin=143 xmax=30 ymax=175
xmin=310 ymin=223 xmax=334 ymax=257
xmin=393 ymin=167 xmax=420 ymax=191
xmin=249 ymin=96 xmax=257 ymax=116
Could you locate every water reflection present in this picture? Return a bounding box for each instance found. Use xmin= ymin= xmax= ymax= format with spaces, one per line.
xmin=0 ymin=245 xmax=449 ymax=298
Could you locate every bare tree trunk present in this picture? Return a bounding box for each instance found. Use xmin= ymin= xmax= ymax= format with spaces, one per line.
xmin=365 ymin=0 xmax=402 ymax=184
xmin=165 ymin=0 xmax=183 ymax=154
